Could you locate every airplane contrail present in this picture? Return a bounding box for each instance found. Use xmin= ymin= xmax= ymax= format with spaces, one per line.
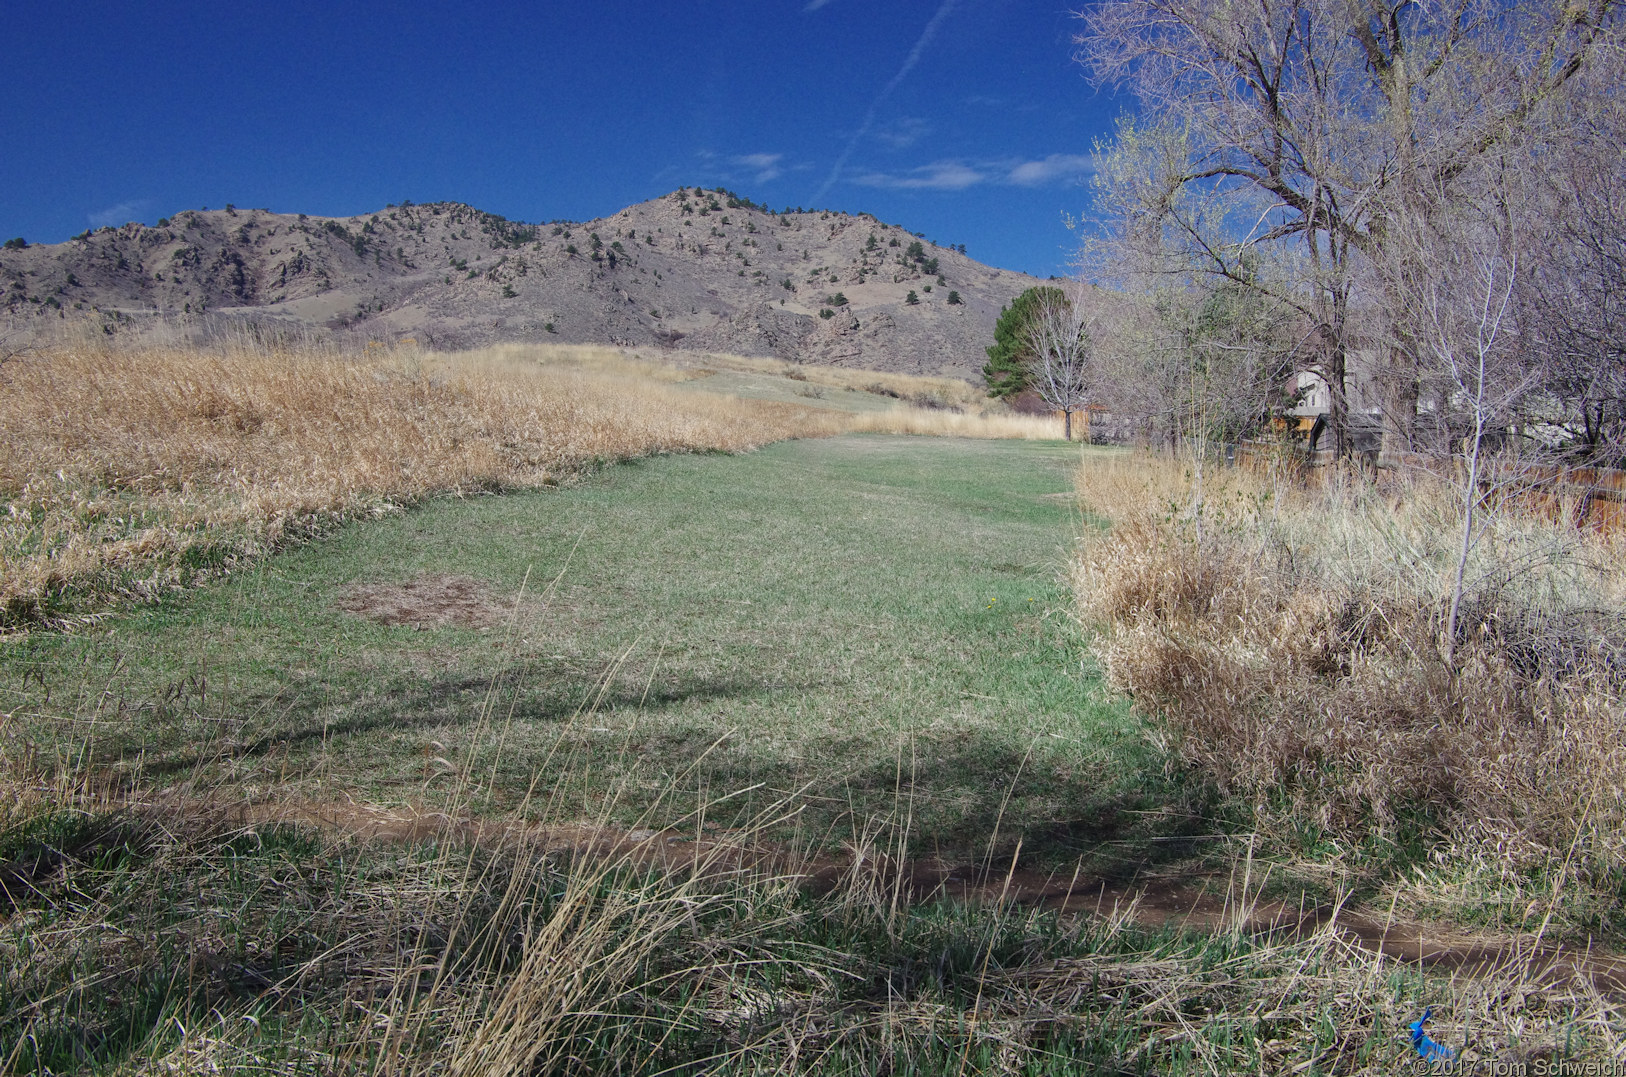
xmin=813 ymin=0 xmax=957 ymax=202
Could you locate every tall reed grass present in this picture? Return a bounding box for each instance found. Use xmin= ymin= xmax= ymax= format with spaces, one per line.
xmin=1071 ymin=452 xmax=1626 ymax=933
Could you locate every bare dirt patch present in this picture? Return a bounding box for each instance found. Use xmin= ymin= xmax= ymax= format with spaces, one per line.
xmin=335 ymin=574 xmax=512 ymax=629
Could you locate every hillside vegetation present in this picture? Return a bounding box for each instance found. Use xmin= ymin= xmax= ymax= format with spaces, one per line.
xmin=0 ymin=192 xmax=1042 ymax=377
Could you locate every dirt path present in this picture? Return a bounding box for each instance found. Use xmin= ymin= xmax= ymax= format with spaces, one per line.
xmin=211 ymin=795 xmax=1626 ymax=996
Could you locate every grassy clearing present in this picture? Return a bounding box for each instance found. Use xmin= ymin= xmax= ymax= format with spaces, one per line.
xmin=1071 ymin=451 xmax=1626 ymax=940
xmin=3 ymin=437 xmax=1175 ymax=867
xmin=0 ymin=342 xmax=1057 ymax=633
xmin=6 ymin=346 xmax=1623 ymax=1070
xmin=4 ymin=436 xmax=1624 ymax=1072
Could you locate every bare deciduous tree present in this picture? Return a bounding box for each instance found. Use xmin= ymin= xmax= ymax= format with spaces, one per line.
xmin=1521 ymin=52 xmax=1626 ymax=462
xmin=1077 ymin=0 xmax=1618 ymax=457
xmin=1407 ymin=233 xmax=1532 ymax=660
xmin=1022 ymin=287 xmax=1093 ymax=440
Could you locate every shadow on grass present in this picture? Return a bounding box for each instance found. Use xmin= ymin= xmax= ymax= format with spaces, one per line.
xmin=109 ymin=664 xmax=780 ymax=780
xmin=74 ymin=665 xmax=1213 ymax=890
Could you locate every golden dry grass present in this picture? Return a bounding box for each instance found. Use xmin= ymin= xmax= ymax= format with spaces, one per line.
xmin=427 ymin=340 xmax=708 ymax=384
xmin=444 ymin=341 xmax=1057 ymax=431
xmin=0 ymin=342 xmax=841 ymax=630
xmin=665 ymin=346 xmax=993 ymax=408
xmin=0 ymin=340 xmax=1059 ymax=631
xmin=1071 ymin=451 xmax=1626 ymax=931
xmin=440 ymin=340 xmax=992 ymax=406
xmin=844 ymin=404 xmax=1061 ymax=439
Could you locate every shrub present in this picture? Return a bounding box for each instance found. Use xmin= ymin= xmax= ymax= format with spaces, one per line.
xmin=905 ymin=291 xmax=919 ymax=305
xmin=1072 ymin=453 xmax=1626 ymax=927
xmin=3 ymin=237 xmax=26 ymax=250
xmin=947 ymin=291 xmax=963 ymax=305
xmin=819 ymin=308 xmax=835 ymax=319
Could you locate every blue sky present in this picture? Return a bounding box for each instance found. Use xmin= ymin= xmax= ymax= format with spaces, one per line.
xmin=2 ymin=1 xmax=1121 ymax=277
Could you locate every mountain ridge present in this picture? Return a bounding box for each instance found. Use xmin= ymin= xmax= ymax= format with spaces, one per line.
xmin=0 ymin=190 xmax=1047 ymax=379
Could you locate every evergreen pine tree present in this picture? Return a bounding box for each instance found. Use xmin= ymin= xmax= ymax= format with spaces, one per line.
xmin=982 ymin=286 xmax=1065 ymax=398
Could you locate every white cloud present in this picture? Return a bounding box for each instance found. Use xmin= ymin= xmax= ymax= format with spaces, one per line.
xmin=662 ymin=150 xmax=800 ymax=190
xmin=842 ymin=153 xmax=1097 ymax=193
xmin=872 ymin=116 xmax=931 ymax=150
xmin=852 ymin=160 xmax=987 ymax=190
xmin=804 ymin=0 xmax=835 ymax=8
xmin=1004 ymin=154 xmax=1096 ymax=187
xmin=87 ymin=199 xmax=152 ymax=228
xmin=732 ymin=153 xmax=784 ymax=183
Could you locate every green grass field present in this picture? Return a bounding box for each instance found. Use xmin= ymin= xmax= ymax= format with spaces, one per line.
xmin=6 ymin=434 xmax=1619 ymax=1074
xmin=3 ymin=435 xmax=1195 ymax=872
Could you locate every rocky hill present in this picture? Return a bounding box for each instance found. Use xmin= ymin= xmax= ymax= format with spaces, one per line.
xmin=0 ymin=191 xmax=1046 ymax=379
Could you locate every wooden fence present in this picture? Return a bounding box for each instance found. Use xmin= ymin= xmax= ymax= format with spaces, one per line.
xmin=1231 ymin=442 xmax=1626 ymax=533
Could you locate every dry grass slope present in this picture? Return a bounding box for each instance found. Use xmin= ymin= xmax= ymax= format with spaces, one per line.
xmin=0 ymin=342 xmax=834 ymax=630
xmin=0 ymin=341 xmax=1058 ymax=631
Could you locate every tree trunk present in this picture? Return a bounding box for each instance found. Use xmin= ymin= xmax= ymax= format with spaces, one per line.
xmin=1064 ymin=409 xmax=1073 ymax=440
xmin=1328 ymin=332 xmax=1349 ymax=460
